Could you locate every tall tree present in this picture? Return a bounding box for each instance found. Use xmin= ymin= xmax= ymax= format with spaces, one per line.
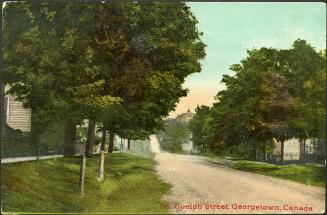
xmin=281 ymin=40 xmax=326 ymax=142
xmin=189 ymin=105 xmax=215 ymax=153
xmin=258 ymin=73 xmax=293 ymax=162
xmin=3 ymin=2 xmax=206 ymax=191
xmin=3 ymin=2 xmax=79 ymax=157
xmin=189 ymin=40 xmax=324 ymax=163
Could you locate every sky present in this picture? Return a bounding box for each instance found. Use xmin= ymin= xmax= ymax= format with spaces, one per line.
xmin=169 ymin=2 xmax=326 ymax=117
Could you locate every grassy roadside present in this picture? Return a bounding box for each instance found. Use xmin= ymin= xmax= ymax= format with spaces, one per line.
xmin=2 ymin=153 xmax=171 ymax=214
xmin=205 ymin=157 xmax=325 ymax=187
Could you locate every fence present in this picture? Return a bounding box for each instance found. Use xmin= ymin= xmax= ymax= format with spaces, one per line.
xmin=1 ymin=119 xmax=148 ymax=160
xmin=129 ymin=139 xmax=154 ymax=159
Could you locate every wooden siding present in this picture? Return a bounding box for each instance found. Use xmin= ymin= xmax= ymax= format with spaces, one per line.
xmin=7 ymin=94 xmax=31 ymax=132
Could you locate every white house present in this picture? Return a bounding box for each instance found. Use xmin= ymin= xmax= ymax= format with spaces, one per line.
xmin=273 ymin=138 xmax=300 ymax=160
xmin=4 ymin=85 xmax=32 ymax=132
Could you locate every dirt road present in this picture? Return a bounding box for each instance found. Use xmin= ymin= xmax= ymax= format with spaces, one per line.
xmin=149 ymin=136 xmax=325 ymax=214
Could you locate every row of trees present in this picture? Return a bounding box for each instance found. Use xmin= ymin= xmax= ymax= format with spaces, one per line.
xmin=189 ymin=40 xmax=325 ymax=162
xmin=3 ymin=2 xmax=205 ymax=195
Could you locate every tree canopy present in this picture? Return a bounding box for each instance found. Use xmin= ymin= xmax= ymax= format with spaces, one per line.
xmin=3 ymin=1 xmax=206 ymax=189
xmin=189 ymin=40 xmax=325 ymax=161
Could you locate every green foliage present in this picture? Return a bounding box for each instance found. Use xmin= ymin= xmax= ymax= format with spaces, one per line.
xmin=73 ymin=95 xmax=123 ymax=109
xmin=232 ymin=161 xmax=325 ymax=187
xmin=3 ymin=2 xmax=206 ymax=155
xmin=283 ymin=40 xmax=326 ymax=140
xmin=189 ymin=40 xmax=325 ymax=160
xmin=188 ymin=105 xmax=217 ymax=152
xmin=2 ymin=3 xmax=204 ymax=211
xmin=93 ymin=2 xmax=207 ymax=140
xmin=2 ymin=121 xmax=65 ymax=158
xmin=1 ymin=125 xmax=34 ymax=158
xmin=158 ymin=119 xmax=190 ymax=153
xmin=37 ymin=122 xmax=65 ymax=154
xmin=76 ymin=127 xmax=87 ymax=144
xmin=217 ymin=48 xmax=293 ymax=152
xmin=1 ymin=153 xmax=171 ymax=213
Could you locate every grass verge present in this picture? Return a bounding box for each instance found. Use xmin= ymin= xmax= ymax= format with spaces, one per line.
xmin=231 ymin=160 xmax=325 ymax=187
xmin=205 ymin=156 xmax=325 ymax=187
xmin=2 ymin=153 xmax=171 ymax=214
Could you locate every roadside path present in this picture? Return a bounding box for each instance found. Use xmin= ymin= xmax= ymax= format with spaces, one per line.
xmin=1 ymin=151 xmax=110 ymax=164
xmin=149 ymin=135 xmax=325 ymax=214
xmin=2 ymin=155 xmax=63 ymax=164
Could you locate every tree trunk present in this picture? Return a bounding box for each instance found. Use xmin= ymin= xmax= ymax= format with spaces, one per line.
xmin=108 ymin=130 xmax=115 ymax=153
xmin=210 ymin=144 xmax=215 ymax=152
xmin=263 ymin=142 xmax=267 ymax=162
xmin=237 ymin=144 xmax=240 ymax=160
xmin=37 ymin=136 xmax=41 ymax=164
xmin=85 ymin=118 xmax=96 ymax=158
xmin=97 ymin=151 xmax=105 ymax=181
xmin=246 ymin=144 xmax=249 ymax=160
xmin=63 ymin=121 xmax=76 ymax=157
xmin=251 ymin=145 xmax=257 ymax=161
xmin=303 ymin=139 xmax=306 ymax=160
xmin=127 ymin=138 xmax=131 ymax=151
xmin=280 ymin=139 xmax=285 ymax=163
xmin=79 ymin=154 xmax=86 ymax=197
xmin=31 ymin=131 xmax=41 ymax=163
xmin=299 ymin=139 xmax=306 ymax=161
xmin=97 ymin=127 xmax=106 ymax=181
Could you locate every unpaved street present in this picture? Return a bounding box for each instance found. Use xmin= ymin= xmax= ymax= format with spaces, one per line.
xmin=149 ymin=136 xmax=325 ymax=214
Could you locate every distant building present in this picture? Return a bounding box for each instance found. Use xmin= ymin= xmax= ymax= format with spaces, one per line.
xmin=176 ymin=109 xmax=195 ymax=124
xmin=4 ymin=85 xmax=31 ymax=132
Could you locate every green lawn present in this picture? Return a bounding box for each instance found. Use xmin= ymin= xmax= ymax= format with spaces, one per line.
xmin=2 ymin=153 xmax=171 ymax=214
xmin=232 ymin=160 xmax=325 ymax=187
